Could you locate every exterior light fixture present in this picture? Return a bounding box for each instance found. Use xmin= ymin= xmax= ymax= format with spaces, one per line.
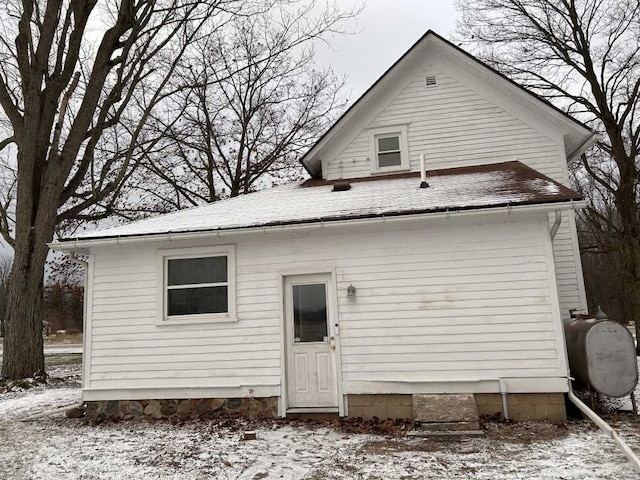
xmin=347 ymin=285 xmax=356 ymax=297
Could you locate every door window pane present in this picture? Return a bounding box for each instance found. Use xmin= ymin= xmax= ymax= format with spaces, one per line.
xmin=293 ymin=283 xmax=328 ymax=343
xmin=168 ymin=256 xmax=227 ymax=286
xmin=168 ymin=286 xmax=228 ymax=315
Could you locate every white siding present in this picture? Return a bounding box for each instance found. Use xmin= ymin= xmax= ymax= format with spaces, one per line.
xmin=325 ymin=66 xmax=565 ymax=182
xmin=86 ymin=214 xmax=568 ymax=398
xmin=325 ymin=64 xmax=586 ymax=320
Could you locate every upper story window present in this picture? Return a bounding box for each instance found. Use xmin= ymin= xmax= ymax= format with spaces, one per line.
xmin=157 ymin=245 xmax=236 ymax=324
xmin=369 ymin=125 xmax=409 ymax=174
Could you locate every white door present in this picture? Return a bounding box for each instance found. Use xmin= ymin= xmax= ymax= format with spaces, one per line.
xmin=285 ymin=274 xmax=338 ymax=410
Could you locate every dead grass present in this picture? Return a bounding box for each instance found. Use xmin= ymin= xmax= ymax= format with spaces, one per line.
xmin=43 ymin=333 xmax=83 ymax=345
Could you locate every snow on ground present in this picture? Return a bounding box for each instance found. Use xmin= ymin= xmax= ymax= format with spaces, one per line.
xmin=0 ymin=388 xmax=80 ymax=419
xmin=1 ymin=413 xmax=640 ymax=480
xmin=2 ymin=355 xmax=640 ymax=479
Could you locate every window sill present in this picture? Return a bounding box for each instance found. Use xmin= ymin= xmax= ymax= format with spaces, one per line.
xmin=156 ymin=314 xmax=238 ymax=326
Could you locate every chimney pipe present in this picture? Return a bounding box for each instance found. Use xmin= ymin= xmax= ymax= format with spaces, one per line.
xmin=419 ymin=153 xmax=429 ymax=188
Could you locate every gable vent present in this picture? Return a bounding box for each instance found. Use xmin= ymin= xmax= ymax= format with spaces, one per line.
xmin=425 ymin=75 xmax=438 ymax=87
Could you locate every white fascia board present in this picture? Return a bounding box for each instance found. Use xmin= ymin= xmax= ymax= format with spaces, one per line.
xmin=566 ymin=132 xmax=601 ymax=164
xmin=49 ymin=200 xmax=586 ymax=251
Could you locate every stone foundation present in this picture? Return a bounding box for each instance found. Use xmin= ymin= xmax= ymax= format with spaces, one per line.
xmin=86 ymin=397 xmax=278 ymax=421
xmin=475 ymin=393 xmax=566 ymax=421
xmin=347 ymin=394 xmax=413 ymax=420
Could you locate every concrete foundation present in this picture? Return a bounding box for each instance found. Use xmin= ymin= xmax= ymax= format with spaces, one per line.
xmin=474 ymin=393 xmax=566 ymax=421
xmin=347 ymin=394 xmax=414 ymax=420
xmin=347 ymin=393 xmax=566 ymax=422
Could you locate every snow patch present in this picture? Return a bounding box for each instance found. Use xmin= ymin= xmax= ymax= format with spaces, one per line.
xmin=0 ymin=388 xmax=80 ymax=421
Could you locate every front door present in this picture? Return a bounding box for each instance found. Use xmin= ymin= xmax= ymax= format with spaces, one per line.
xmin=284 ymin=274 xmax=338 ymax=410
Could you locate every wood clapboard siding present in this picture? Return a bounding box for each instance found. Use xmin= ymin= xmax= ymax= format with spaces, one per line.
xmin=324 ymin=64 xmax=584 ymax=319
xmin=87 ymin=215 xmax=566 ymax=394
xmin=325 ymin=67 xmax=565 ymax=181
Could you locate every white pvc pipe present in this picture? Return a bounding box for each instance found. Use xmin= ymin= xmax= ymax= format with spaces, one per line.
xmin=420 ymin=153 xmax=427 ymax=184
xmin=567 ymin=390 xmax=640 ymax=472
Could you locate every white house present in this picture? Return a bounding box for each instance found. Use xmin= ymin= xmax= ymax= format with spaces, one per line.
xmin=53 ymin=31 xmax=598 ymax=421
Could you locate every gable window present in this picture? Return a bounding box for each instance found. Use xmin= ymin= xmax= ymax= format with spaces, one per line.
xmin=157 ymin=245 xmax=236 ymax=324
xmin=369 ymin=125 xmax=409 ymax=173
xmin=376 ymin=135 xmax=402 ymax=167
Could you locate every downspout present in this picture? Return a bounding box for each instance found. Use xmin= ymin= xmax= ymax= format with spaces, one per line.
xmin=567 ymin=388 xmax=640 ymax=472
xmin=553 ymin=209 xmax=640 ymax=472
xmin=550 ymin=210 xmax=562 ymax=240
xmin=498 ymin=378 xmax=509 ymax=421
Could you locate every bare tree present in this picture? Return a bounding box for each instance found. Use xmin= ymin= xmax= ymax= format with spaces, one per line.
xmin=457 ymin=0 xmax=640 ymax=349
xmin=0 ymin=0 xmax=265 ymax=380
xmin=135 ymin=6 xmax=349 ymax=213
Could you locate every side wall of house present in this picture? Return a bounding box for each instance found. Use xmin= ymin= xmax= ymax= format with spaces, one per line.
xmin=323 ymin=61 xmax=586 ymax=320
xmin=84 ymin=212 xmax=569 ymax=402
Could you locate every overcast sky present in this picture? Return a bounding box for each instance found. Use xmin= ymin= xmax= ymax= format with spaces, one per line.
xmin=314 ymin=0 xmax=458 ymax=100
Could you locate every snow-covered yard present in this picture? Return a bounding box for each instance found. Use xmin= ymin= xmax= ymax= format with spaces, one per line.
xmin=1 ymin=355 xmax=640 ymax=480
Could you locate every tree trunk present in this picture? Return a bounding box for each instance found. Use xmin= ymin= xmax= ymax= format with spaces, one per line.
xmin=1 ymin=147 xmax=60 ymax=380
xmin=2 ymin=256 xmax=46 ymax=380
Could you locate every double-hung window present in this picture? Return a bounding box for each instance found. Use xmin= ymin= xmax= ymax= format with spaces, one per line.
xmin=376 ymin=135 xmax=402 ymax=168
xmin=369 ymin=125 xmax=410 ymax=173
xmin=158 ymin=245 xmax=236 ymax=324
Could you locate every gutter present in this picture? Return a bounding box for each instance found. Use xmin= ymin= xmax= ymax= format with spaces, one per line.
xmin=49 ymin=200 xmax=587 ymax=251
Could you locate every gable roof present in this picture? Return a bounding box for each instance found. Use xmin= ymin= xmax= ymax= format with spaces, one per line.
xmin=300 ymin=30 xmax=597 ymax=178
xmin=55 ymin=161 xmax=582 ymax=247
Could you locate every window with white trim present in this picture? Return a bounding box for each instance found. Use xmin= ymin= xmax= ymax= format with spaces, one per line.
xmin=369 ymin=125 xmax=409 ymax=173
xmin=158 ymin=245 xmax=236 ymax=323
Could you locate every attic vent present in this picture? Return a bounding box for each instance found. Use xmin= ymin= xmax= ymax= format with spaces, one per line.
xmin=332 ymin=181 xmax=351 ymax=192
xmin=425 ymin=75 xmax=438 ymax=87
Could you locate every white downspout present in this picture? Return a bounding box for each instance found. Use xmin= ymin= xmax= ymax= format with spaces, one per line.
xmin=549 ymin=210 xmax=639 ymax=470
xmin=550 ymin=210 xmax=562 ymax=239
xmin=567 ymin=389 xmax=640 ymax=472
xmin=498 ymin=378 xmax=509 ymax=421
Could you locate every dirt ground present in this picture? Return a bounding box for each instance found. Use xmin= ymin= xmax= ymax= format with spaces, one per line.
xmin=1 ymin=355 xmax=639 ymax=480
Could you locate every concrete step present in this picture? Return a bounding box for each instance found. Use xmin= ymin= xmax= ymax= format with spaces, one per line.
xmin=412 ymin=393 xmax=480 ymax=423
xmin=410 ymin=394 xmax=482 ymax=437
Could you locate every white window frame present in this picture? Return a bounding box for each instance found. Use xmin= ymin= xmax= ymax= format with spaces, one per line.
xmin=369 ymin=125 xmax=410 ymax=174
xmin=156 ymin=245 xmax=237 ymax=325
